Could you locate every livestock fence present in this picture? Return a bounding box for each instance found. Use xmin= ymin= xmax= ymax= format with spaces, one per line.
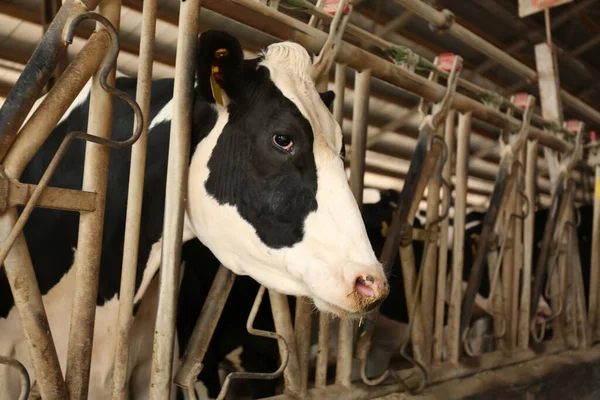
xmin=0 ymin=0 xmax=599 ymax=399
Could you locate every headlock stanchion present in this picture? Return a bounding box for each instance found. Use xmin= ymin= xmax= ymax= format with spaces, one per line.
xmin=530 ymin=120 xmax=586 ymax=344
xmin=355 ymin=53 xmax=461 ymax=392
xmin=460 ymin=94 xmax=535 ymax=343
xmin=588 ymin=132 xmax=600 ymax=340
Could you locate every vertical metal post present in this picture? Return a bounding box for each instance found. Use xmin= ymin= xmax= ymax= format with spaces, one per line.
xmin=534 ymin=43 xmax=563 ymax=188
xmin=42 ymin=0 xmax=66 ymax=91
xmin=337 ymin=68 xmax=370 ymax=387
xmin=65 ymin=2 xmax=121 ymax=398
xmin=269 ymin=291 xmax=302 ymax=396
xmin=333 ymin=63 xmax=346 ymax=127
xmin=518 ymin=140 xmax=538 ymax=349
xmin=511 ymin=147 xmax=526 ymax=349
xmin=149 ymin=0 xmax=200 ymax=397
xmin=421 ymin=139 xmax=442 ymax=366
xmin=569 ymin=206 xmax=591 ymax=348
xmin=447 ymin=111 xmax=471 ymax=363
xmin=501 ymin=176 xmax=516 ymax=352
xmin=434 ymin=110 xmax=455 ymax=363
xmin=111 ymin=0 xmax=157 ymax=397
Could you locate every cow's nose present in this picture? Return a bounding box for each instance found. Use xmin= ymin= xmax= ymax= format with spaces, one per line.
xmin=355 ymin=274 xmax=388 ymax=300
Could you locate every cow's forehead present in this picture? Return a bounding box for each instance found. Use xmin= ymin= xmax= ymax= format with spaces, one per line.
xmin=257 ymin=42 xmax=342 ymax=153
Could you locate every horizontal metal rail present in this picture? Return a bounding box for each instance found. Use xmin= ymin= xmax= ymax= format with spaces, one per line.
xmin=205 ymin=0 xmax=573 ymax=154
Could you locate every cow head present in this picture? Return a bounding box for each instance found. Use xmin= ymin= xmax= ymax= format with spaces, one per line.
xmin=185 ymin=31 xmax=388 ymax=318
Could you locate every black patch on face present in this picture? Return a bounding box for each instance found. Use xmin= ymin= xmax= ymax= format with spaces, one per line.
xmin=204 ymin=63 xmax=319 ymax=249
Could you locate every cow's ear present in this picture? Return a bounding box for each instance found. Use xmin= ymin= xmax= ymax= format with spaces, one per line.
xmin=196 ymin=30 xmax=245 ymax=104
xmin=319 ymin=90 xmax=335 ymax=109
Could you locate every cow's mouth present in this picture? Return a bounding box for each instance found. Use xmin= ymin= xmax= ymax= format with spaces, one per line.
xmin=314 ymin=298 xmax=370 ymax=320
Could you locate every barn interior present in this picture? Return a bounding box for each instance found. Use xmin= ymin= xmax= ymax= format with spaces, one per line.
xmin=1 ymin=0 xmax=600 ymax=399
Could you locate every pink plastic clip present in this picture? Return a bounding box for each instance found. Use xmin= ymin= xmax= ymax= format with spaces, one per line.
xmin=566 ymin=119 xmax=581 ymax=135
xmin=513 ymin=93 xmax=530 ymax=110
xmin=439 ymin=53 xmax=462 ymax=72
xmin=324 ymin=0 xmax=350 ymax=15
xmin=591 ymin=130 xmax=597 ymax=142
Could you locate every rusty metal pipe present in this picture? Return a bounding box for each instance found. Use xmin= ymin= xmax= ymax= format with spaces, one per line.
xmin=174 ymin=265 xmax=236 ymax=391
xmin=518 ymin=140 xmax=538 ymax=349
xmin=0 ymin=0 xmax=102 ymax=161
xmin=110 ymin=0 xmax=158 ymax=396
xmin=3 ymin=30 xmax=110 ymax=179
xmin=0 ymin=356 xmax=30 ymax=400
xmin=434 ymin=110 xmax=455 ymax=363
xmin=590 ymin=165 xmax=600 ymax=339
xmin=269 ymin=291 xmax=302 ymax=396
xmin=447 ymin=111 xmax=470 ymax=363
xmin=149 ymin=0 xmax=201 ymax=397
xmin=65 ymin=2 xmax=122 ymax=398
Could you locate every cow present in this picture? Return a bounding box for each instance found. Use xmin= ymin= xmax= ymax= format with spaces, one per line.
xmin=0 ymin=30 xmax=389 ymax=399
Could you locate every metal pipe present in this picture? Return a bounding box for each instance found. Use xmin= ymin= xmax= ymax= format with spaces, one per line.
xmin=202 ymin=0 xmax=574 ymax=154
xmin=434 ymin=110 xmax=455 ymax=363
xmin=569 ymin=206 xmax=591 ymax=348
xmin=333 ymin=63 xmax=346 ymax=127
xmin=64 ymin=3 xmax=121 ymax=398
xmin=0 ymin=208 xmax=67 ymax=398
xmin=518 ymin=140 xmax=538 ymax=349
xmin=3 ymin=30 xmax=109 ymax=179
xmin=294 ymin=299 xmax=312 ymax=396
xmin=149 ymin=0 xmax=200 ymax=397
xmin=0 ymin=0 xmax=102 ymax=161
xmin=501 ymin=171 xmax=517 ymax=352
xmin=338 ymin=68 xmax=371 ymax=387
xmin=394 ymin=0 xmax=600 ymax=128
xmin=315 ymin=313 xmax=331 ymax=388
xmin=269 ymin=291 xmax=302 ymax=396
xmin=174 ymin=266 xmax=236 ymax=392
xmin=592 ymin=164 xmax=600 ymax=340
xmin=110 ymin=0 xmax=158 ymax=396
xmin=512 ymin=149 xmax=525 ymax=348
xmin=447 ymin=111 xmax=471 ymax=363
xmin=0 ymin=356 xmax=30 ymax=400
xmin=421 ymin=148 xmax=441 ymax=366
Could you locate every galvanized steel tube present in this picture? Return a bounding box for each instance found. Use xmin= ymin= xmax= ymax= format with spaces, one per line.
xmin=518 ymin=140 xmax=538 ymax=349
xmin=447 ymin=111 xmax=471 ymax=363
xmin=149 ymin=0 xmax=201 ymax=397
xmin=434 ymin=110 xmax=455 ymax=363
xmin=110 ymin=0 xmax=157 ymax=396
xmin=65 ymin=2 xmax=121 ymax=398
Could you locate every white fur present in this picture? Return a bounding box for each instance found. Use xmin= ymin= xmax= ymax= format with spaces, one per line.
xmin=185 ymin=42 xmax=384 ymax=314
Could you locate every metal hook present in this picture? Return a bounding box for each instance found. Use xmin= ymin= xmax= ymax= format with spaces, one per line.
xmin=215 ymin=286 xmax=289 ymax=400
xmin=0 ymin=12 xmax=143 ymax=273
xmin=0 ymin=356 xmax=30 ymax=400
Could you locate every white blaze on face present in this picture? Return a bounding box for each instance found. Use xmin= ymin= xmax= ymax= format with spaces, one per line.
xmin=186 ymin=42 xmax=386 ymax=316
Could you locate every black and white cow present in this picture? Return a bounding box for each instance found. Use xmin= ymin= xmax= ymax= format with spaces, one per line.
xmin=0 ymin=31 xmax=389 ymax=398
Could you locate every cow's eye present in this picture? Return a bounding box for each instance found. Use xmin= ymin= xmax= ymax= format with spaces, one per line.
xmin=272 ymin=134 xmax=294 ymax=152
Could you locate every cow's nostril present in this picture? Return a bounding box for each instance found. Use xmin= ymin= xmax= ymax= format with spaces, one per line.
xmin=365 ymin=274 xmax=374 ymax=283
xmin=355 ymin=275 xmax=376 ymax=297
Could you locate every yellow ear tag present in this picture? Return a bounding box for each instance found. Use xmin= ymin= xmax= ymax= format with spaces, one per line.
xmin=210 ymin=48 xmax=229 ymax=106
xmin=381 ymin=221 xmax=389 ymax=238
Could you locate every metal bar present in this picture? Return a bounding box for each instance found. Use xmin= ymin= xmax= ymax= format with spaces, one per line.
xmin=269 ymin=291 xmax=302 ymax=396
xmin=518 ymin=140 xmax=538 ymax=349
xmin=569 ymin=205 xmax=591 ymax=348
xmin=333 ymin=63 xmax=346 ymax=127
xmin=315 ymin=313 xmax=330 ymax=388
xmin=110 ymin=0 xmax=157 ymax=396
xmin=202 ymin=0 xmax=574 ymax=154
xmin=174 ymin=266 xmax=236 ymax=391
xmin=0 ymin=0 xmax=102 ymax=161
xmin=502 ymin=169 xmax=517 ymax=351
xmin=7 ymin=182 xmax=96 ymax=212
xmin=149 ymin=0 xmax=200 ymax=397
xmin=4 ymin=30 xmax=110 ymax=179
xmin=591 ymin=165 xmax=600 ymax=339
xmin=375 ymin=12 xmax=413 ymax=38
xmin=338 ymin=68 xmax=371 ymax=388
xmin=394 ymin=0 xmax=600 ymax=128
xmin=64 ymin=2 xmax=121 ymax=398
xmin=0 ymin=208 xmax=67 ymax=398
xmin=294 ymin=299 xmax=312 ymax=396
xmin=421 ymin=148 xmax=442 ymax=366
xmin=447 ymin=111 xmax=471 ymax=363
xmin=434 ymin=110 xmax=455 ymax=363
xmin=559 ymin=183 xmax=575 ymax=347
